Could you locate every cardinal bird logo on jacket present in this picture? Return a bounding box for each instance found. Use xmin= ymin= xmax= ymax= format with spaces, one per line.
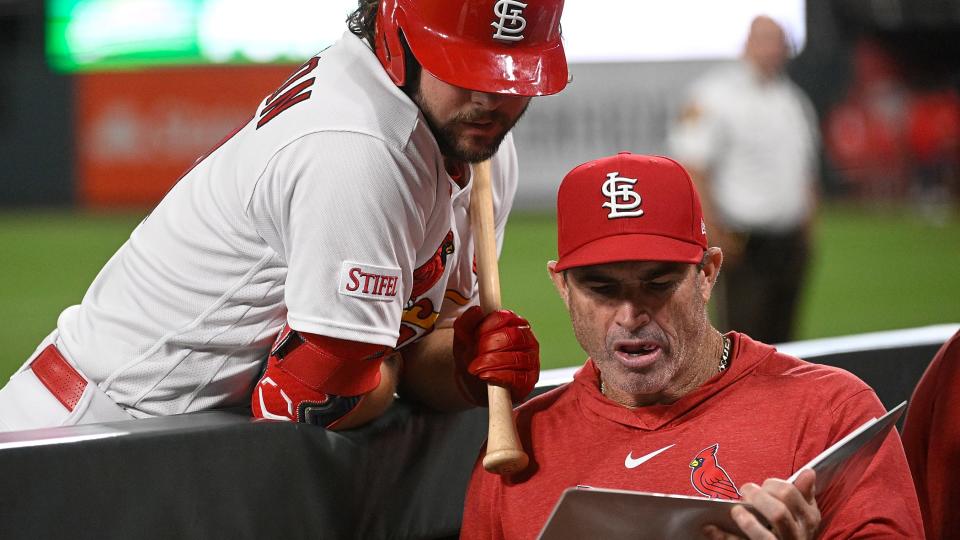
xmin=689 ymin=444 xmax=741 ymax=500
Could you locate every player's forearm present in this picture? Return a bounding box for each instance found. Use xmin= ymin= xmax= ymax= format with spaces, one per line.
xmin=329 ymin=353 xmax=401 ymax=430
xmin=397 ymin=327 xmax=475 ymax=412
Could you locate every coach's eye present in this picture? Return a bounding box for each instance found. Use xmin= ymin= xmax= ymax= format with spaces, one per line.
xmin=646 ymin=280 xmax=674 ymax=292
xmin=587 ymin=284 xmax=617 ymax=296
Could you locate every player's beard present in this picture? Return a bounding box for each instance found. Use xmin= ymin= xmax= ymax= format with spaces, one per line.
xmin=414 ymin=92 xmax=529 ymax=164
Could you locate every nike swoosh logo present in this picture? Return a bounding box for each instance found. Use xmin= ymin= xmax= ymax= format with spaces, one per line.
xmin=625 ymin=444 xmax=675 ymax=469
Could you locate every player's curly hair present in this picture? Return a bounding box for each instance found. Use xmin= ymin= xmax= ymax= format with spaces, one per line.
xmin=346 ymin=0 xmax=379 ymax=45
xmin=346 ymin=0 xmax=421 ymax=92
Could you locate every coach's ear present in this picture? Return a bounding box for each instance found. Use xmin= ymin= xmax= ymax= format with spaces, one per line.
xmin=547 ymin=261 xmax=570 ymax=308
xmin=699 ymin=247 xmax=723 ymax=303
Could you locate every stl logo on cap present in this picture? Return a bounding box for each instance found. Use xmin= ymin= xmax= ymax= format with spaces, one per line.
xmin=492 ymin=0 xmax=528 ymax=42
xmin=601 ymin=172 xmax=645 ymax=219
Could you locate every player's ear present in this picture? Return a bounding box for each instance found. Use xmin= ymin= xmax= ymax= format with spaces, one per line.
xmin=547 ymin=261 xmax=570 ymax=308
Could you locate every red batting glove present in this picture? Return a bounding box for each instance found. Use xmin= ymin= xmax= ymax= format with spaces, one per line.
xmin=453 ymin=305 xmax=540 ymax=406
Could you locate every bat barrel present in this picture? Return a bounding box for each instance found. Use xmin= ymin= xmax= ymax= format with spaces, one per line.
xmin=482 ymin=384 xmax=530 ymax=475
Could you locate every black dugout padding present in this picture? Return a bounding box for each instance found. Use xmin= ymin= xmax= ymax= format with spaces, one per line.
xmin=0 ymin=403 xmax=486 ymax=540
xmin=809 ymin=345 xmax=939 ymax=410
xmin=776 ymin=325 xmax=957 ymax=411
xmin=0 ymin=324 xmax=955 ymax=539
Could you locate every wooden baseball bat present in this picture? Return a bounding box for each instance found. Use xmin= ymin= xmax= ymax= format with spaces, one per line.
xmin=470 ymin=159 xmax=530 ymax=476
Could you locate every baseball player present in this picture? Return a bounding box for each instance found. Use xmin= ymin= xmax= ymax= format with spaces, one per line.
xmin=0 ymin=0 xmax=567 ymax=431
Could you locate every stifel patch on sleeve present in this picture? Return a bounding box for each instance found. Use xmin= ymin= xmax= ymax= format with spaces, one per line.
xmin=338 ymin=261 xmax=402 ymax=302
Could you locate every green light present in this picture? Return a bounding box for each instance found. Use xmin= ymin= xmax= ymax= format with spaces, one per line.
xmin=46 ymin=0 xmax=354 ymax=72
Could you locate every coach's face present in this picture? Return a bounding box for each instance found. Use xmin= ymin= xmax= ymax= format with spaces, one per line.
xmin=548 ymin=251 xmax=721 ymax=408
xmin=413 ymin=70 xmax=530 ymax=163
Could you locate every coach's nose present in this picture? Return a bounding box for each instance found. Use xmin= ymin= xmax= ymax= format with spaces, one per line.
xmin=615 ymin=300 xmax=652 ymax=333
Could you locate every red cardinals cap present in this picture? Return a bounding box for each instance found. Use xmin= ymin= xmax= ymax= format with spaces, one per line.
xmin=376 ymin=0 xmax=568 ymax=96
xmin=555 ymin=152 xmax=708 ymax=271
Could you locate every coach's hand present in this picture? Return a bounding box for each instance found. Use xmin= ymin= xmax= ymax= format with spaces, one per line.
xmin=703 ymin=470 xmax=821 ymax=540
xmin=453 ymin=306 xmax=540 ymax=406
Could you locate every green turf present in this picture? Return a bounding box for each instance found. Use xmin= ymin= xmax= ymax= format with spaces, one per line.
xmin=0 ymin=204 xmax=958 ymax=379
xmin=0 ymin=211 xmax=145 ymax=376
xmin=796 ymin=204 xmax=960 ymax=338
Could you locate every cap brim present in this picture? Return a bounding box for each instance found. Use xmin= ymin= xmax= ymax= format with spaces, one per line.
xmin=555 ymin=233 xmax=705 ymax=271
xmin=403 ymin=26 xmax=568 ymax=96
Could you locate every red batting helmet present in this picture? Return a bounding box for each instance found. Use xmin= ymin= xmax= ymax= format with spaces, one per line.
xmin=375 ymin=0 xmax=568 ymax=96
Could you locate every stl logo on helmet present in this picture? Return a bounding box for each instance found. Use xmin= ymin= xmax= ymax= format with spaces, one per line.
xmin=601 ymin=172 xmax=645 ymax=219
xmin=492 ymin=0 xmax=528 ymax=42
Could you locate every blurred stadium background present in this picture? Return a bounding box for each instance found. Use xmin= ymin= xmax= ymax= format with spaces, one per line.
xmin=1 ymin=0 xmax=958 ymax=380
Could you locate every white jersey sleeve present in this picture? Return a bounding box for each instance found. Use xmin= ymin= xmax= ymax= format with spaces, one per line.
xmin=249 ymin=131 xmax=435 ymax=347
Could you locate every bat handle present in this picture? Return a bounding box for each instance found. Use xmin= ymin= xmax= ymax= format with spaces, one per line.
xmin=469 ymin=159 xmax=530 ymax=476
xmin=482 ymin=385 xmax=530 ymax=475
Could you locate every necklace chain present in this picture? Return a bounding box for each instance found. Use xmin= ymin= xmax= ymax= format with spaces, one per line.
xmin=600 ymin=334 xmax=732 ymax=396
xmin=718 ymin=334 xmax=732 ymax=372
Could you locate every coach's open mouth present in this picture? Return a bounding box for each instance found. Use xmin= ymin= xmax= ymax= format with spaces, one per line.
xmin=614 ymin=340 xmax=662 ymax=368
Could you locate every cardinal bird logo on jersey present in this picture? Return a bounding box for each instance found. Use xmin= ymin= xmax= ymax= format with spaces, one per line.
xmin=395 ymin=231 xmax=457 ymax=348
xmin=689 ymin=444 xmax=741 ymax=500
xmin=410 ymin=230 xmax=456 ymax=300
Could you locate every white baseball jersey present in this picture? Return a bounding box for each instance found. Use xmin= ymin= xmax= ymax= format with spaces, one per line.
xmin=14 ymin=31 xmax=518 ymax=420
xmin=668 ymin=61 xmax=819 ymax=232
